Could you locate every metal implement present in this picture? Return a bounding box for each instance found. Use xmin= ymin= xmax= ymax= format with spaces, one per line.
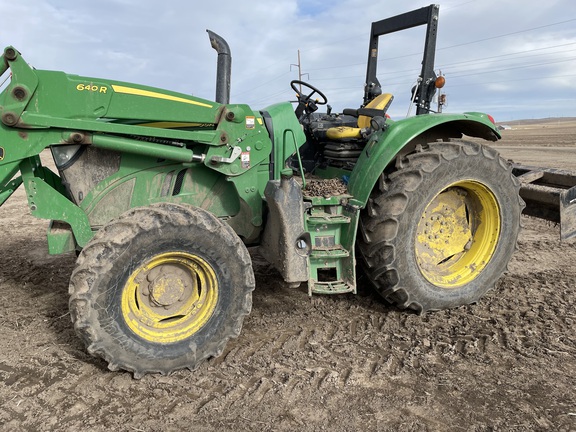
xmin=513 ymin=164 xmax=576 ymax=240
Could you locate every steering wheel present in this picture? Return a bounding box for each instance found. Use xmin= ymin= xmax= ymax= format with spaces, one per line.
xmin=290 ymin=80 xmax=328 ymax=105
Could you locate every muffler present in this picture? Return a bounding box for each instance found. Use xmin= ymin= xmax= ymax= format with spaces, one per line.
xmin=207 ymin=30 xmax=231 ymax=105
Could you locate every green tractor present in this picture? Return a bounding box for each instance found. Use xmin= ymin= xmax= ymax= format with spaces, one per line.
xmin=0 ymin=5 xmax=563 ymax=377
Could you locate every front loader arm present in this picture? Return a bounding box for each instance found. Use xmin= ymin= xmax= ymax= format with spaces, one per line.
xmin=0 ymin=47 xmax=39 ymax=128
xmin=0 ymin=46 xmax=274 ymax=250
xmin=1 ymin=45 xmax=221 ymax=131
xmin=0 ymin=163 xmax=22 ymax=207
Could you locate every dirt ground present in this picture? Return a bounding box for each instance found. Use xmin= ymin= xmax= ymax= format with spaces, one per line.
xmin=1 ymin=119 xmax=576 ymax=432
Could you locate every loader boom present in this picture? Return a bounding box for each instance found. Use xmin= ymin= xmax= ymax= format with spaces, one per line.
xmin=0 ymin=45 xmax=283 ymax=247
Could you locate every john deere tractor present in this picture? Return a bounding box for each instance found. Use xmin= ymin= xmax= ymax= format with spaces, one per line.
xmin=1 ymin=5 xmax=571 ymax=377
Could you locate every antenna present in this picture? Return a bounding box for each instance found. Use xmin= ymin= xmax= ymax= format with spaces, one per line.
xmin=290 ymin=50 xmax=309 ymax=93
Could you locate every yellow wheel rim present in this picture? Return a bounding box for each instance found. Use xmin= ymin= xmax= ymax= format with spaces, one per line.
xmin=415 ymin=180 xmax=501 ymax=288
xmin=121 ymin=252 xmax=218 ymax=344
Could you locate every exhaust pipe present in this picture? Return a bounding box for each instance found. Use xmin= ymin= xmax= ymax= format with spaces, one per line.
xmin=207 ymin=30 xmax=231 ymax=105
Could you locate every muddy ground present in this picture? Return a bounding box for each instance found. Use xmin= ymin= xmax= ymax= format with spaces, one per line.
xmin=1 ymin=119 xmax=576 ymax=431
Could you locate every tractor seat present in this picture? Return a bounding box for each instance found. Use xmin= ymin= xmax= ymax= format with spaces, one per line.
xmin=326 ymin=93 xmax=393 ymax=140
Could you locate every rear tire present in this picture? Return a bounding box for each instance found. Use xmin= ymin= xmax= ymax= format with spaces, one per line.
xmin=358 ymin=140 xmax=523 ymax=312
xmin=69 ymin=203 xmax=254 ymax=377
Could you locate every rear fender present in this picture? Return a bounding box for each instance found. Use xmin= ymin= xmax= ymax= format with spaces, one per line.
xmin=347 ymin=112 xmax=500 ymax=207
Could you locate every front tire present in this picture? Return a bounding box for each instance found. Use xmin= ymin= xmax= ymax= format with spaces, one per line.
xmin=358 ymin=140 xmax=523 ymax=312
xmin=69 ymin=203 xmax=254 ymax=377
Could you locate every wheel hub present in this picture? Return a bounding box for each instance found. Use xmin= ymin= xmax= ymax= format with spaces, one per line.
xmin=416 ymin=188 xmax=472 ymax=269
xmin=149 ymin=274 xmax=186 ymax=307
xmin=121 ymin=252 xmax=218 ymax=344
xmin=415 ymin=181 xmax=501 ymax=288
xmin=140 ymin=265 xmax=193 ymax=308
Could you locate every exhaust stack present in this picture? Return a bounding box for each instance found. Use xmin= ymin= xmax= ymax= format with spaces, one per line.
xmin=207 ymin=30 xmax=231 ymax=105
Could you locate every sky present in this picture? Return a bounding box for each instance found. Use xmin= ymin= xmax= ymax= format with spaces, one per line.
xmin=1 ymin=0 xmax=575 ymax=121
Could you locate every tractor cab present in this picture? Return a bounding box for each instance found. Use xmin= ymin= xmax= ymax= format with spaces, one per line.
xmin=290 ymin=5 xmax=442 ymax=174
xmin=294 ymin=79 xmax=393 ymax=140
xmin=294 ymin=84 xmax=394 ymax=172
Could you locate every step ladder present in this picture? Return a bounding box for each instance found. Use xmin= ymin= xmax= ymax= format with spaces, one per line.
xmin=303 ymin=194 xmax=359 ymax=296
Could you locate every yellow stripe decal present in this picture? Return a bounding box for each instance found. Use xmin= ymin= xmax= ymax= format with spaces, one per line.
xmin=111 ymin=85 xmax=213 ymax=108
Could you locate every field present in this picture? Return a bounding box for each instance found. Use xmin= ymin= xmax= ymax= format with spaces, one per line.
xmin=1 ymin=119 xmax=576 ymax=431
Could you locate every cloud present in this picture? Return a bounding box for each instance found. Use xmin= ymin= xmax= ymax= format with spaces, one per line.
xmin=1 ymin=0 xmax=575 ymax=119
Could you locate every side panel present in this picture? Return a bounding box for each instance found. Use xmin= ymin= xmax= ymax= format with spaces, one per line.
xmin=261 ymin=102 xmax=307 ymax=179
xmin=58 ymin=147 xmax=269 ymax=243
xmin=347 ymin=113 xmax=500 ymax=207
xmin=61 ymin=149 xmax=241 ymax=229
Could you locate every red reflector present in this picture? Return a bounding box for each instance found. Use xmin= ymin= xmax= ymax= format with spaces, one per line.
xmin=487 ymin=114 xmax=496 ymax=124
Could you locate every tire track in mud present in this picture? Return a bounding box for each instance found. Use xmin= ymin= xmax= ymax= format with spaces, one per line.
xmin=198 ymin=243 xmax=576 ymax=418
xmin=1 ymin=208 xmax=576 ymax=431
xmin=189 ymin=293 xmax=480 ymax=415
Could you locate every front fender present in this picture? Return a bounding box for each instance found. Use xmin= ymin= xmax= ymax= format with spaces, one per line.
xmin=348 ymin=112 xmax=500 ymax=206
